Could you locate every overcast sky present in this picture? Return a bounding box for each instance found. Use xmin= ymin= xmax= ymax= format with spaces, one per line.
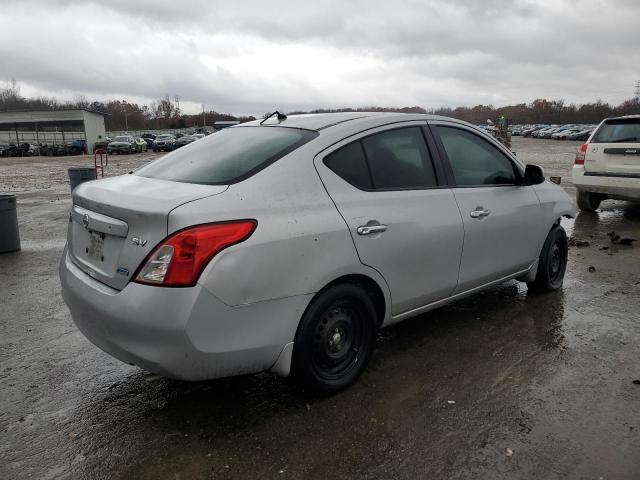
xmin=1 ymin=0 xmax=639 ymax=115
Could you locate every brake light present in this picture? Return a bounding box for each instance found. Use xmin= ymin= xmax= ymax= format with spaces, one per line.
xmin=134 ymin=220 xmax=257 ymax=287
xmin=575 ymin=143 xmax=588 ymax=165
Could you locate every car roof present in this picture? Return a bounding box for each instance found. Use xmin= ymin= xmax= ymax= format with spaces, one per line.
xmin=239 ymin=111 xmax=450 ymax=132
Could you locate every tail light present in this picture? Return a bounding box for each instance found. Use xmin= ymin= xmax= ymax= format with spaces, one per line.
xmin=134 ymin=220 xmax=257 ymax=287
xmin=574 ymin=143 xmax=588 ymax=165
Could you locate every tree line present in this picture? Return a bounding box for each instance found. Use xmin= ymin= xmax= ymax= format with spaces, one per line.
xmin=288 ymin=98 xmax=640 ymax=125
xmin=0 ymin=80 xmax=256 ymax=130
xmin=2 ymin=79 xmax=639 ymax=129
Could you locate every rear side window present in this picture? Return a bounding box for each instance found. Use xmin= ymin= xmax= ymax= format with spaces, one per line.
xmin=324 ymin=142 xmax=372 ymax=189
xmin=323 ymin=127 xmax=438 ymax=190
xmin=137 ymin=127 xmax=318 ymax=185
xmin=591 ymin=118 xmax=640 ymax=143
xmin=436 ymin=126 xmax=517 ymax=186
xmin=362 ymin=128 xmax=437 ymax=189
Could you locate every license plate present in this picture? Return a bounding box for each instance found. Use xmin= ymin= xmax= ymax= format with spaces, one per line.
xmin=88 ymin=231 xmax=105 ymax=261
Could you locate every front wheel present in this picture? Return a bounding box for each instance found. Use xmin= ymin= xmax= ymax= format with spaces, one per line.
xmin=292 ymin=284 xmax=378 ymax=393
xmin=527 ymin=224 xmax=568 ymax=292
xmin=577 ymin=191 xmax=603 ymax=212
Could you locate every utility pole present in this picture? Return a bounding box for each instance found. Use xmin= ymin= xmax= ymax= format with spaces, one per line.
xmin=202 ymin=104 xmax=206 ymax=127
xmin=635 ymin=80 xmax=640 ymax=100
xmin=123 ymin=104 xmax=128 ymax=131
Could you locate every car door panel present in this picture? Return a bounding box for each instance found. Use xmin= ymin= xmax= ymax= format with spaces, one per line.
xmin=314 ymin=123 xmax=464 ymax=315
xmin=430 ymin=122 xmax=542 ymax=293
xmin=450 ymin=186 xmax=541 ymax=292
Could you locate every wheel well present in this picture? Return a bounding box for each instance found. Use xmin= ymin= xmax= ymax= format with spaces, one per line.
xmin=315 ymin=274 xmax=386 ymax=327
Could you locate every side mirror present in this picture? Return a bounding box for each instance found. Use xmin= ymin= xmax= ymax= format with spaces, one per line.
xmin=523 ymin=164 xmax=545 ymax=185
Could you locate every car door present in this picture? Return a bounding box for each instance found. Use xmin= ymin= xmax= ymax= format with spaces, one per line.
xmin=314 ymin=123 xmax=464 ymax=316
xmin=429 ymin=121 xmax=542 ymax=293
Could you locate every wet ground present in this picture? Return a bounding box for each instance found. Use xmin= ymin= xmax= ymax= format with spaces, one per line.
xmin=1 ymin=138 xmax=639 ymax=479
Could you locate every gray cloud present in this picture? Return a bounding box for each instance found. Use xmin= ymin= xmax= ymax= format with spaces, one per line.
xmin=1 ymin=0 xmax=639 ymax=114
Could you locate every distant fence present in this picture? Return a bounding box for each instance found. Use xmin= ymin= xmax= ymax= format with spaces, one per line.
xmin=0 ymin=126 xmax=222 ymax=145
xmin=0 ymin=130 xmax=86 ymax=145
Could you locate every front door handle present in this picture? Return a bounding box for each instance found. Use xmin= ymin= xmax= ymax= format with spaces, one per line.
xmin=470 ymin=207 xmax=491 ymax=218
xmin=357 ymin=224 xmax=388 ymax=235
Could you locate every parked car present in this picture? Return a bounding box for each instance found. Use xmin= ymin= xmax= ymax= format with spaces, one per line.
xmin=107 ymin=135 xmax=136 ymax=154
xmin=68 ymin=139 xmax=87 ymax=155
xmin=551 ymin=129 xmax=580 ymax=140
xmin=567 ymin=129 xmax=593 ymax=141
xmin=540 ymin=127 xmax=563 ymax=139
xmin=532 ymin=127 xmax=553 ymax=138
xmin=141 ymin=133 xmax=156 ymax=141
xmin=1 ymin=143 xmax=18 ymax=157
xmin=152 ymin=134 xmax=175 ymax=152
xmin=134 ymin=137 xmax=148 ymax=153
xmin=174 ymin=135 xmax=196 ymax=148
xmin=191 ymin=133 xmax=205 ymax=140
xmin=522 ymin=126 xmax=544 ymax=137
xmin=573 ymin=115 xmax=640 ymax=211
xmin=15 ymin=143 xmax=39 ymax=156
xmin=60 ymin=112 xmax=575 ymax=392
xmin=142 ymin=137 xmax=155 ymax=148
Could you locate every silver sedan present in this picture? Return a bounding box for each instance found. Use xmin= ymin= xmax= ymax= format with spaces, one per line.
xmin=60 ymin=112 xmax=575 ymax=392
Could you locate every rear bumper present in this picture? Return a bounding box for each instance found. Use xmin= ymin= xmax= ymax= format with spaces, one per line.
xmin=572 ymin=166 xmax=640 ymax=200
xmin=59 ymin=248 xmax=310 ymax=380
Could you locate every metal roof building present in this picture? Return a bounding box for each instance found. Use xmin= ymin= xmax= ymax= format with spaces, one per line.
xmin=0 ymin=109 xmax=107 ymax=153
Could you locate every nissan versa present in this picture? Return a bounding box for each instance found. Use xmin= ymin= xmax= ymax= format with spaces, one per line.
xmin=60 ymin=112 xmax=576 ymax=392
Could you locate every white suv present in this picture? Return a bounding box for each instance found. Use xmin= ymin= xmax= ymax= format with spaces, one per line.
xmin=572 ymin=115 xmax=640 ymax=211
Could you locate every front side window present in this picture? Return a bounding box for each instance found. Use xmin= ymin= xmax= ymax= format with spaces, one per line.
xmin=436 ymin=126 xmax=517 ymax=186
xmin=137 ymin=126 xmax=318 ymax=185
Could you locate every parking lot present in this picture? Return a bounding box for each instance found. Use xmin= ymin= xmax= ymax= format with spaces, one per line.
xmin=1 ymin=137 xmax=639 ymax=479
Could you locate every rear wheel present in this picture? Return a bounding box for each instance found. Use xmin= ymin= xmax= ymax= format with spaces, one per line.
xmin=527 ymin=224 xmax=568 ymax=292
xmin=292 ymin=284 xmax=377 ymax=393
xmin=577 ymin=191 xmax=603 ymax=212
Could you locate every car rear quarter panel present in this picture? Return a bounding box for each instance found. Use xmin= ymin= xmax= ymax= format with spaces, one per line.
xmin=167 ymin=141 xmax=392 ymax=319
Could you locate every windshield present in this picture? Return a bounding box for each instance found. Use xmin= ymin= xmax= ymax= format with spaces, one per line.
xmin=114 ymin=136 xmax=131 ymax=142
xmin=592 ymin=119 xmax=640 ymax=143
xmin=136 ymin=126 xmax=318 ymax=185
xmin=156 ymin=135 xmax=172 ymax=140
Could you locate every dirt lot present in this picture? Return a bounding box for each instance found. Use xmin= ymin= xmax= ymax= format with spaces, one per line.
xmin=1 ymin=138 xmax=639 ymax=479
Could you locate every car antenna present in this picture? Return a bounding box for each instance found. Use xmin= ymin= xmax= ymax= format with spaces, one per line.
xmin=260 ymin=110 xmax=287 ymax=125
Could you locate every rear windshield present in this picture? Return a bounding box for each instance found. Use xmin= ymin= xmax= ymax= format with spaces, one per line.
xmin=136 ymin=126 xmax=318 ymax=185
xmin=591 ymin=118 xmax=640 ymax=143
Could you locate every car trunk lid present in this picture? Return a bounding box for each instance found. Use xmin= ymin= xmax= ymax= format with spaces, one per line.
xmin=68 ymin=174 xmax=228 ymax=290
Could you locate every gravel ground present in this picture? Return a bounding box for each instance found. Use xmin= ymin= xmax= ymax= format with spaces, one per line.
xmin=1 ymin=138 xmax=639 ymax=480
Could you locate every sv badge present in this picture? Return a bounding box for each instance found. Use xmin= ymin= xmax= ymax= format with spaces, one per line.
xmin=131 ymin=237 xmax=148 ymax=247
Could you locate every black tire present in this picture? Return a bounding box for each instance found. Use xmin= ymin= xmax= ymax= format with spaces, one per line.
xmin=576 ymin=191 xmax=602 ymax=212
xmin=527 ymin=225 xmax=568 ymax=292
xmin=292 ymin=284 xmax=378 ymax=393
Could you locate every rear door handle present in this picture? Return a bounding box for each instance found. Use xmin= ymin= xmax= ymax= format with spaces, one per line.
xmin=470 ymin=207 xmax=491 ymax=218
xmin=357 ymin=224 xmax=387 ymax=235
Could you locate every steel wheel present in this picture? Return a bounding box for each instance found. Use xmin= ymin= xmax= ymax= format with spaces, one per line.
xmin=293 ymin=284 xmax=377 ymax=392
xmin=311 ymin=302 xmax=365 ymax=381
xmin=527 ymin=224 xmax=568 ymax=292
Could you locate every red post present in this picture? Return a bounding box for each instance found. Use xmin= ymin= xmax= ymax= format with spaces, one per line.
xmin=93 ymin=149 xmax=108 ymax=178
